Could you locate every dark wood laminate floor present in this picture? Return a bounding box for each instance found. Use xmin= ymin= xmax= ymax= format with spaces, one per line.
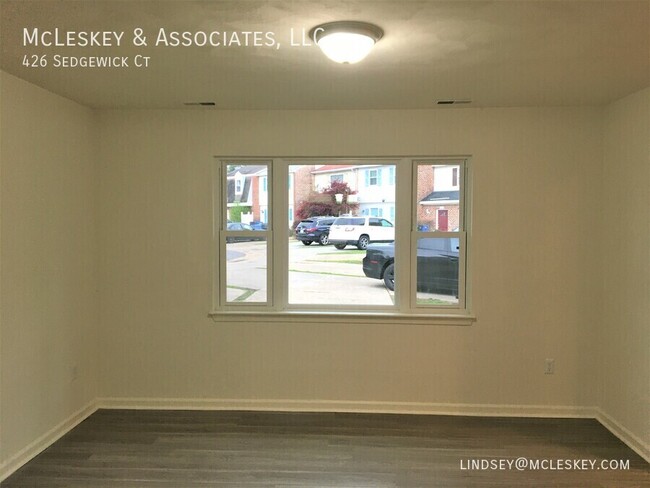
xmin=2 ymin=409 xmax=648 ymax=487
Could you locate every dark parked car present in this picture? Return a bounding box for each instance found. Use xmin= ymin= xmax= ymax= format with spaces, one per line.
xmin=248 ymin=221 xmax=268 ymax=230
xmin=362 ymin=238 xmax=459 ymax=295
xmin=225 ymin=222 xmax=264 ymax=243
xmin=295 ymin=216 xmax=336 ymax=246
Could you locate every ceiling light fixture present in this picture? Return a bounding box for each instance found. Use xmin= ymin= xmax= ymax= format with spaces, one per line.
xmin=309 ymin=21 xmax=383 ymax=64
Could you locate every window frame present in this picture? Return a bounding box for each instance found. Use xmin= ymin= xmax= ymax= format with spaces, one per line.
xmin=211 ymin=157 xmax=474 ymax=325
xmin=216 ymin=160 xmax=274 ymax=311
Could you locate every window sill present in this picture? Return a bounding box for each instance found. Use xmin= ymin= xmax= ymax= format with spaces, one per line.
xmin=208 ymin=311 xmax=476 ymax=326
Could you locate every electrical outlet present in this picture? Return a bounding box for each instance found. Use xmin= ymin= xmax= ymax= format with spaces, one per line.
xmin=544 ymin=358 xmax=555 ymax=374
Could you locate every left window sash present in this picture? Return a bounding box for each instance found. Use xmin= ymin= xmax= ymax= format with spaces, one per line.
xmin=216 ymin=160 xmax=273 ymax=309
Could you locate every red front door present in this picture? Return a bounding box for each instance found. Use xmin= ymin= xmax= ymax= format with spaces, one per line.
xmin=437 ymin=209 xmax=448 ymax=231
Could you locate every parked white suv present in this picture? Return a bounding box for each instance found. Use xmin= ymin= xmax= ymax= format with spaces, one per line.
xmin=328 ymin=216 xmax=395 ymax=250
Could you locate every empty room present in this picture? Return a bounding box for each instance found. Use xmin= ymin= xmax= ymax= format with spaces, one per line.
xmin=0 ymin=0 xmax=649 ymax=486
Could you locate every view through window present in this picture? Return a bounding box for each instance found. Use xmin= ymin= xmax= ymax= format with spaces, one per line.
xmin=289 ymin=164 xmax=396 ymax=305
xmin=218 ymin=159 xmax=468 ymax=314
xmin=223 ymin=163 xmax=269 ymax=304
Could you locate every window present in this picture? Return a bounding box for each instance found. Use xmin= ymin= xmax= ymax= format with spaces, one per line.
xmin=365 ymin=168 xmax=381 ymax=186
xmin=213 ymin=158 xmax=471 ymax=324
xmin=235 ymin=177 xmax=242 ymax=194
xmin=452 ymin=167 xmax=459 ymax=187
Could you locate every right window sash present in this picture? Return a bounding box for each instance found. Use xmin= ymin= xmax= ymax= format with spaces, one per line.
xmin=411 ymin=160 xmax=468 ymax=311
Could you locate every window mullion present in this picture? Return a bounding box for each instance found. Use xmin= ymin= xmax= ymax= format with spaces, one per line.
xmin=395 ymin=158 xmax=412 ymax=313
xmin=271 ymin=158 xmax=288 ymax=311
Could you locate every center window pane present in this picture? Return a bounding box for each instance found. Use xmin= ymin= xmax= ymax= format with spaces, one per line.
xmin=288 ymin=164 xmax=396 ymax=306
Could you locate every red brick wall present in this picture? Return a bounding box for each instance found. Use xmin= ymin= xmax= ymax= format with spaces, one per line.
xmin=416 ymin=165 xmax=434 ymax=228
xmin=251 ymin=175 xmax=260 ymax=221
xmin=293 ymin=165 xmax=314 ymax=207
xmin=418 ymin=204 xmax=460 ymax=230
xmin=416 ymin=165 xmax=434 ymax=202
xmin=416 ymin=165 xmax=460 ymax=230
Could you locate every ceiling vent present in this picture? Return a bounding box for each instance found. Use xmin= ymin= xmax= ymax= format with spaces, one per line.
xmin=183 ymin=102 xmax=216 ymax=106
xmin=436 ymin=99 xmax=472 ymax=105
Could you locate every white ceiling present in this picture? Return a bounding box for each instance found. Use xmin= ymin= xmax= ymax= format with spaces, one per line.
xmin=1 ymin=0 xmax=649 ymax=109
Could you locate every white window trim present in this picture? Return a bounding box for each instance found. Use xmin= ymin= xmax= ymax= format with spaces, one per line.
xmin=210 ymin=157 xmax=474 ymax=325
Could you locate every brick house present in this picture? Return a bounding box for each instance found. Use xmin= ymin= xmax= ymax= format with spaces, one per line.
xmin=417 ymin=164 xmax=460 ymax=231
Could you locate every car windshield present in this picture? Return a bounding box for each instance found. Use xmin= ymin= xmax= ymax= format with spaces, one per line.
xmin=334 ymin=217 xmax=365 ymax=226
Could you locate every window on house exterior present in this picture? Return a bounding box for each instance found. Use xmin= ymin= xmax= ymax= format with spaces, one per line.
xmin=366 ymin=168 xmax=381 ymax=186
xmin=213 ymin=158 xmax=471 ymax=323
xmin=235 ymin=178 xmax=242 ymax=194
xmin=452 ymin=167 xmax=459 ymax=187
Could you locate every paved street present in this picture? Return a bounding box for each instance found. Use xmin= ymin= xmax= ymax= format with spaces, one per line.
xmin=226 ymin=239 xmax=394 ymax=305
xmin=225 ymin=239 xmax=456 ymax=306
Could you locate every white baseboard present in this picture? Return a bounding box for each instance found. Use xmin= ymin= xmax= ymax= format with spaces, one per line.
xmin=97 ymin=396 xmax=595 ymax=418
xmin=595 ymin=408 xmax=650 ymax=463
xmin=0 ymin=400 xmax=98 ymax=483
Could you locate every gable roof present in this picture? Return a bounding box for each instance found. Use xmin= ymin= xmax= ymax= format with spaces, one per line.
xmin=227 ymin=165 xmax=266 ymax=177
xmin=420 ymin=190 xmax=460 ymax=203
xmin=227 ymin=176 xmax=253 ymax=205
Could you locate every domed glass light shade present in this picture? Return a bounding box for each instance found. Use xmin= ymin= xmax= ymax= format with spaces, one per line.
xmin=309 ymin=21 xmax=384 ymax=64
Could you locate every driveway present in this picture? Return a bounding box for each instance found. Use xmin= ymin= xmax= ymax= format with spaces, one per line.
xmin=225 ymin=239 xmax=393 ymax=305
xmin=225 ymin=239 xmax=454 ymax=306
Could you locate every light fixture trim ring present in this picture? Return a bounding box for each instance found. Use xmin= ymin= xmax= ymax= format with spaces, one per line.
xmin=308 ymin=21 xmax=384 ymax=44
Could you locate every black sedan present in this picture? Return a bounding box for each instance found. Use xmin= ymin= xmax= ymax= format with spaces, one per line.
xmin=225 ymin=222 xmax=265 ymax=243
xmin=362 ymin=239 xmax=459 ymax=295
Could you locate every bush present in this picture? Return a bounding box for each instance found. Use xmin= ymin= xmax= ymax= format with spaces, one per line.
xmin=294 ymin=182 xmax=359 ymax=225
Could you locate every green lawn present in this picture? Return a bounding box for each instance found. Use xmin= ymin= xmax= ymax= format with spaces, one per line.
xmin=317 ymin=250 xmax=366 ymax=256
xmin=416 ymin=298 xmax=456 ymax=305
xmin=306 ymin=258 xmax=363 ymax=265
xmin=227 ymin=285 xmax=257 ymax=302
xmin=289 ymin=268 xmax=360 ymax=278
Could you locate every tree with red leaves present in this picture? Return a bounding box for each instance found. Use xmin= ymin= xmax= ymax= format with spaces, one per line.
xmin=293 ymin=181 xmax=359 ymax=227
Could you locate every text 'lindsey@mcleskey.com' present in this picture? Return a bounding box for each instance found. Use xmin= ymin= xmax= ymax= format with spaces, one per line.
xmin=459 ymin=458 xmax=630 ymax=471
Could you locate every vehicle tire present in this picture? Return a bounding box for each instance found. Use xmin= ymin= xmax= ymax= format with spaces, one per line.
xmin=383 ymin=263 xmax=395 ymax=291
xmin=356 ymin=235 xmax=370 ymax=250
xmin=318 ymin=233 xmax=329 ymax=246
xmin=301 ymin=240 xmax=312 ymax=246
xmin=334 ymin=243 xmax=347 ymax=250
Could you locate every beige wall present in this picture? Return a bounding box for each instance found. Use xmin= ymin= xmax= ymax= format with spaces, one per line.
xmin=601 ymin=87 xmax=650 ymax=449
xmin=0 ymin=73 xmax=99 ymax=467
xmin=97 ymin=107 xmax=603 ymax=409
